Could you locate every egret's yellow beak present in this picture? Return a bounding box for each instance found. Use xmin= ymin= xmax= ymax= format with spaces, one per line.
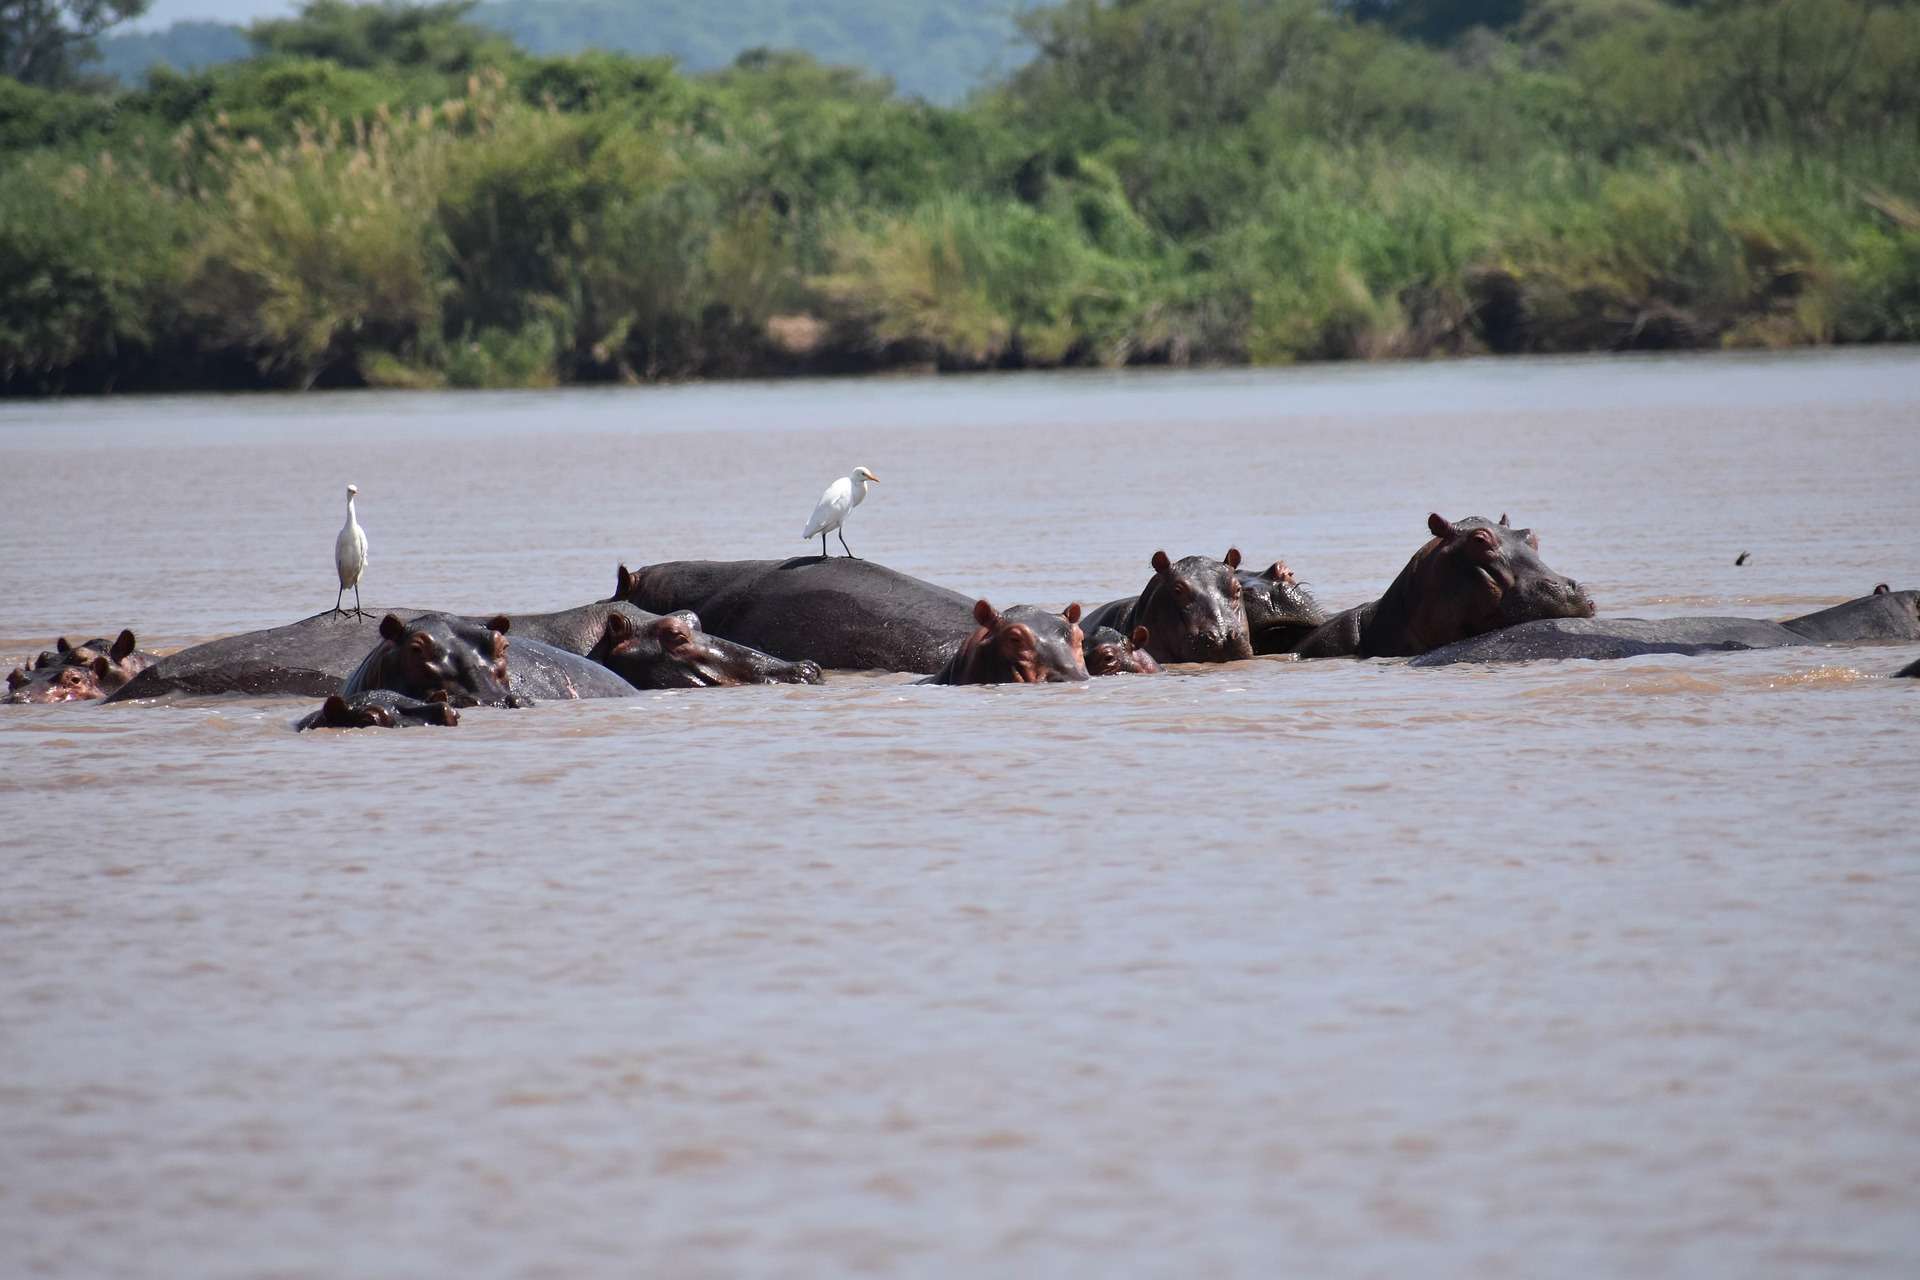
xmin=867 ymin=472 xmax=881 ymax=483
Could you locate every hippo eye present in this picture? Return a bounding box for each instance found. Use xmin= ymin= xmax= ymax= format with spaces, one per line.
xmin=1173 ymin=581 xmax=1191 ymax=600
xmin=1226 ymin=577 xmax=1241 ymax=597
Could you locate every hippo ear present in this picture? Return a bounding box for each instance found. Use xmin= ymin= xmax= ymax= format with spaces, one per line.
xmin=1130 ymin=625 xmax=1150 ymax=649
xmin=6 ymin=667 xmax=24 ymax=691
xmin=55 ymin=636 xmax=74 ymax=655
xmin=1499 ymin=513 xmax=1511 ymax=527
xmin=379 ymin=614 xmax=406 ymax=643
xmin=994 ymin=621 xmax=1038 ymax=663
xmin=1524 ymin=529 xmax=1540 ymax=551
xmin=487 ymin=614 xmax=511 ymax=635
xmin=111 ymin=629 xmax=136 ymax=662
xmin=1151 ymin=550 xmax=1172 ymax=576
xmin=613 ymin=563 xmax=634 ymax=601
xmin=425 ymin=688 xmax=449 ymax=703
xmin=321 ymin=694 xmax=351 ymax=724
xmin=1874 ymin=583 xmax=1890 ymax=594
xmin=1264 ymin=561 xmax=1283 ymax=581
xmin=1224 ymin=547 xmax=1242 ymax=569
xmin=972 ymin=599 xmax=998 ymax=629
xmin=1427 ymin=512 xmax=1454 ymax=540
xmin=604 ymin=611 xmax=633 ymax=642
xmin=1063 ymin=602 xmax=1082 ymax=625
xmin=90 ymin=656 xmax=112 ymax=679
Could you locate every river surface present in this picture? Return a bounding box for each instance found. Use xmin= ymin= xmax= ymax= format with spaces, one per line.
xmin=3 ymin=350 xmax=1918 ymax=1278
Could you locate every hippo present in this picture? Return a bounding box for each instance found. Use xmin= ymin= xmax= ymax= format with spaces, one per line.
xmin=588 ymin=610 xmax=823 ymax=688
xmin=343 ymin=613 xmax=519 ymax=707
xmin=613 ymin=558 xmax=979 ymax=673
xmin=1411 ymin=589 xmax=1920 ymax=666
xmin=1295 ymin=513 xmax=1594 ymax=659
xmin=489 ymin=601 xmax=667 ymax=657
xmin=340 ymin=613 xmax=633 ymax=706
xmin=1083 ymin=549 xmax=1254 ymax=664
xmin=6 ymin=629 xmax=154 ymax=703
xmin=925 ymin=601 xmax=1090 ymax=685
xmin=105 ymin=608 xmax=634 ymax=702
xmin=1897 ymin=656 xmax=1920 ymax=678
xmin=295 ymin=690 xmax=462 ymax=731
xmin=6 ymin=661 xmax=104 ymax=703
xmin=1238 ymin=561 xmax=1325 ymax=654
xmin=1083 ymin=625 xmax=1160 ymax=676
xmin=110 ymin=611 xmax=410 ymax=700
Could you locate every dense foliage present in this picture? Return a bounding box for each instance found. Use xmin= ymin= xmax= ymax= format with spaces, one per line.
xmin=4 ymin=0 xmax=1918 ymax=394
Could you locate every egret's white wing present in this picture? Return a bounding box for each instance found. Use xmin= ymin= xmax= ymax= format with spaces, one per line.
xmin=802 ymin=477 xmax=853 ymax=538
xmin=336 ymin=521 xmax=367 ymax=586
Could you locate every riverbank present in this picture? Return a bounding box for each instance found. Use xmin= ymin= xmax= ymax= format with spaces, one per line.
xmin=5 ymin=1 xmax=1917 ymax=396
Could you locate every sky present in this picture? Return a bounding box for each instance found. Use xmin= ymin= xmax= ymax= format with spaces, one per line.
xmin=133 ymin=1 xmax=298 ymax=29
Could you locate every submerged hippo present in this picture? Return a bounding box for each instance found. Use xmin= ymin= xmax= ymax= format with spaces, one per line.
xmin=6 ymin=661 xmax=103 ymax=703
xmin=6 ymin=629 xmax=154 ymax=703
xmin=589 ymin=611 xmax=823 ymax=688
xmin=340 ymin=613 xmax=634 ymax=706
xmin=925 ymin=601 xmax=1090 ymax=685
xmin=108 ymin=608 xmax=631 ymax=702
xmin=1083 ymin=549 xmax=1254 ymax=664
xmin=343 ymin=613 xmax=519 ymax=707
xmin=1295 ymin=513 xmax=1594 ymax=659
xmin=110 ymin=610 xmax=409 ymax=700
xmin=1411 ymin=588 xmax=1920 ymax=666
xmin=1897 ymin=656 xmax=1920 ymax=678
xmin=613 ymin=557 xmax=979 ymax=673
xmin=295 ymin=690 xmax=462 ymax=731
xmin=1238 ymin=561 xmax=1325 ymax=654
xmin=1083 ymin=625 xmax=1160 ymax=676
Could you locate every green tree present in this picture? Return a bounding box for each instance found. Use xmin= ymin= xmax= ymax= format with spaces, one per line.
xmin=249 ymin=0 xmax=507 ymax=73
xmin=2 ymin=0 xmax=149 ymax=87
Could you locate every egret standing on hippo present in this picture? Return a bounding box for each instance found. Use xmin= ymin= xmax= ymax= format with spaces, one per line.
xmin=333 ymin=483 xmax=369 ymax=618
xmin=802 ymin=466 xmax=880 ymax=558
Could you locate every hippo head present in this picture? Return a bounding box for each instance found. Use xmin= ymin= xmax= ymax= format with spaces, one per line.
xmin=1238 ymin=561 xmax=1325 ymax=654
xmin=1387 ymin=512 xmax=1595 ymax=651
xmin=5 ymin=661 xmax=104 ymax=703
xmin=370 ymin=613 xmax=516 ymax=707
xmin=299 ymin=691 xmax=461 ymax=731
xmin=85 ymin=630 xmax=150 ymax=694
xmin=1134 ymin=548 xmax=1255 ymax=664
xmin=592 ymin=611 xmax=823 ymax=688
xmin=946 ymin=600 xmax=1089 ymax=684
xmin=1084 ymin=625 xmax=1161 ymax=676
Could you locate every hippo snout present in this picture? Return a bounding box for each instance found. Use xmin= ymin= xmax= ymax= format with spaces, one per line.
xmin=786 ymin=660 xmax=825 ymax=685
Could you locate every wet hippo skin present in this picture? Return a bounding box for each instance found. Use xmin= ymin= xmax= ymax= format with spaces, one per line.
xmin=1412 ymin=590 xmax=1920 ymax=666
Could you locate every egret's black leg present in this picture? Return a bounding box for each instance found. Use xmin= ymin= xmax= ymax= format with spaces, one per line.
xmin=352 ymin=583 xmax=366 ymax=619
xmin=333 ymin=587 xmax=346 ymax=615
xmin=821 ymin=532 xmax=829 ymax=559
xmin=838 ymin=529 xmax=856 ymax=558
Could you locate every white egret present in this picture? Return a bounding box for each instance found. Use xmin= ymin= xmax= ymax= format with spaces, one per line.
xmin=333 ymin=483 xmax=369 ymax=618
xmin=801 ymin=465 xmax=880 ymax=558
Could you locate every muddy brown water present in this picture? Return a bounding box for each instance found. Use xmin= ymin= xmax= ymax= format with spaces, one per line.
xmin=3 ymin=350 xmax=1918 ymax=1277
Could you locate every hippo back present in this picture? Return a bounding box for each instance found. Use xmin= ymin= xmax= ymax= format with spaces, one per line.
xmin=1780 ymin=591 xmax=1920 ymax=643
xmin=507 ymin=636 xmax=637 ymax=700
xmin=1410 ymin=615 xmax=1805 ymax=666
xmin=626 ymin=557 xmax=978 ymax=673
xmin=108 ymin=610 xmax=426 ymax=701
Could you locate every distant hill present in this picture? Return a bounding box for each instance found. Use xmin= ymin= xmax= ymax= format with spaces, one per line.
xmin=93 ymin=0 xmax=1035 ymax=103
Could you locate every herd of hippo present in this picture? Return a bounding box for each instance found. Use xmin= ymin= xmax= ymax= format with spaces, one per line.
xmin=8 ymin=512 xmax=1918 ymax=727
